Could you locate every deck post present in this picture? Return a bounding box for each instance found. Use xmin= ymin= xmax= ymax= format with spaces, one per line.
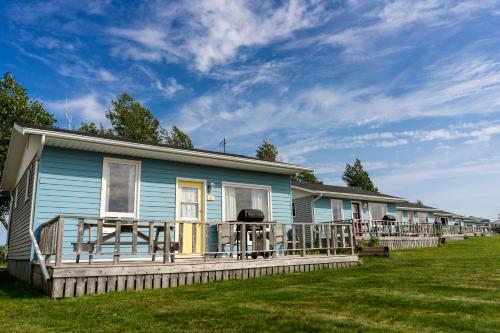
xmin=88 ymin=223 xmax=93 ymax=264
xmin=271 ymin=223 xmax=277 ymax=258
xmin=203 ymin=223 xmax=209 ymax=262
xmin=192 ymin=223 xmax=197 ymax=254
xmin=96 ymin=218 xmax=103 ymax=254
xmin=326 ymin=224 xmax=331 ymax=256
xmin=55 ymin=216 xmax=64 ymax=266
xmin=76 ymin=217 xmax=84 ymax=263
xmin=240 ymin=223 xmax=247 ymax=260
xmin=113 ymin=220 xmax=121 ymax=265
xmin=132 ymin=220 xmax=138 ymax=254
xmin=148 ymin=221 xmax=154 ymax=255
xmin=349 ymin=224 xmax=355 ymax=255
xmin=332 ymin=224 xmax=337 ymax=255
xmin=163 ymin=222 xmax=171 ymax=263
xmin=292 ymin=224 xmax=296 ymax=255
xmin=301 ymin=224 xmax=306 ymax=257
xmin=229 ymin=223 xmax=234 ymax=258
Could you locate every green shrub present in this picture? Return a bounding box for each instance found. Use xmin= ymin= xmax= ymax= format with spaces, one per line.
xmin=0 ymin=246 xmax=6 ymax=265
xmin=359 ymin=236 xmax=380 ymax=247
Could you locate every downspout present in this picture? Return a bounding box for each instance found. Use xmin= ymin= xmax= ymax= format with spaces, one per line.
xmin=29 ymin=135 xmax=50 ymax=282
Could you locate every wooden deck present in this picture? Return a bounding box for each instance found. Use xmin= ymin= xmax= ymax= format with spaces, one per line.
xmin=32 ymin=255 xmax=359 ymax=298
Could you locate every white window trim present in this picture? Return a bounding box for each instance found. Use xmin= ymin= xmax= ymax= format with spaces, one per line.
xmin=221 ymin=181 xmax=273 ymax=222
xmin=330 ymin=198 xmax=344 ymax=221
xmin=100 ymin=157 xmax=141 ymax=219
xmin=368 ymin=202 xmax=387 ymax=221
xmin=25 ymin=168 xmax=30 ymax=202
xmin=175 ymin=177 xmax=207 ymax=222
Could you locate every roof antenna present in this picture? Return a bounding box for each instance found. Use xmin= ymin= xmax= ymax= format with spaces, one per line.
xmin=219 ymin=137 xmax=227 ymax=153
xmin=64 ymin=98 xmax=73 ymax=130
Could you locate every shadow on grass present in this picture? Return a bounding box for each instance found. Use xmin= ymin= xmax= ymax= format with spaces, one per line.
xmin=0 ymin=270 xmax=47 ymax=300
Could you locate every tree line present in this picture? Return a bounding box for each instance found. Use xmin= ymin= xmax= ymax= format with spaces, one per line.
xmin=0 ymin=72 xmax=379 ymax=228
xmin=255 ymin=139 xmax=378 ymax=191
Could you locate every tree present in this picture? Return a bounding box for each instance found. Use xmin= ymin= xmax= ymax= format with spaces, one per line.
xmin=256 ymin=139 xmax=278 ymax=161
xmin=291 ymin=171 xmax=322 ymax=184
xmin=106 ymin=92 xmax=161 ymax=144
xmin=78 ymin=122 xmax=113 ymax=136
xmin=162 ymin=125 xmax=194 ymax=149
xmin=416 ymin=199 xmax=424 ymax=206
xmin=342 ymin=158 xmax=378 ymax=192
xmin=0 ymin=72 xmax=56 ymax=229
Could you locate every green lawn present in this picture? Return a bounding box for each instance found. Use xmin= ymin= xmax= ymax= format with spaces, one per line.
xmin=1 ymin=237 xmax=499 ymax=333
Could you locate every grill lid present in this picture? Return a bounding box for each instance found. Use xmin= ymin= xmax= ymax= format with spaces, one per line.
xmin=237 ymin=209 xmax=265 ymax=222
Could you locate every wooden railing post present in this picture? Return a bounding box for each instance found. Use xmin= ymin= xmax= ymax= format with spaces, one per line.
xmin=326 ymin=224 xmax=331 ymax=256
xmin=332 ymin=224 xmax=337 ymax=255
xmin=132 ymin=220 xmax=138 ymax=255
xmin=349 ymin=224 xmax=355 ymax=255
xmin=148 ymin=221 xmax=154 ymax=256
xmin=76 ymin=217 xmax=84 ymax=263
xmin=55 ymin=216 xmax=64 ymax=266
xmin=96 ymin=218 xmax=103 ymax=254
xmin=113 ymin=220 xmax=121 ymax=265
xmin=192 ymin=222 xmax=197 ymax=254
xmin=240 ymin=223 xmax=247 ymax=260
xmin=271 ymin=223 xmax=277 ymax=258
xmin=301 ymin=224 xmax=306 ymax=257
xmin=164 ymin=222 xmax=171 ymax=263
xmin=203 ymin=223 xmax=209 ymax=262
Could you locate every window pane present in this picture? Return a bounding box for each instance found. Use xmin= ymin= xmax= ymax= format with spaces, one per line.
xmin=181 ymin=203 xmax=198 ymax=219
xmin=224 ymin=186 xmax=269 ymax=221
xmin=370 ymin=203 xmax=386 ymax=220
xmin=332 ymin=199 xmax=342 ymax=221
xmin=181 ymin=187 xmax=198 ymax=203
xmin=106 ymin=162 xmax=136 ymax=213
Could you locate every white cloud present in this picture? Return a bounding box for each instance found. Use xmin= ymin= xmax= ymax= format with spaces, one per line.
xmin=44 ymin=93 xmax=108 ymax=124
xmin=108 ymin=0 xmax=329 ymax=72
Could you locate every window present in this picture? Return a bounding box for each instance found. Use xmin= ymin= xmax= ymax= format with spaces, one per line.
xmin=418 ymin=212 xmax=428 ymax=223
xmin=100 ymin=158 xmax=140 ymax=218
xmin=223 ymin=184 xmax=270 ymax=221
xmin=292 ymin=202 xmax=296 ymax=218
xmin=25 ymin=169 xmax=30 ymax=202
xmin=370 ymin=202 xmax=387 ymax=221
xmin=180 ymin=186 xmax=200 ymax=220
xmin=331 ymin=199 xmax=343 ymax=221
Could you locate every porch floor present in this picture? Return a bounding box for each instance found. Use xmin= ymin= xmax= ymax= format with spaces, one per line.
xmin=32 ymin=254 xmax=359 ymax=298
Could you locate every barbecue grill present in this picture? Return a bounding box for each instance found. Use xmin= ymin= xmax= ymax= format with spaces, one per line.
xmin=236 ymin=209 xmax=271 ymax=259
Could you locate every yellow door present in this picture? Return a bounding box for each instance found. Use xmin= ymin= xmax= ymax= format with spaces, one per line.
xmin=177 ymin=180 xmax=204 ymax=254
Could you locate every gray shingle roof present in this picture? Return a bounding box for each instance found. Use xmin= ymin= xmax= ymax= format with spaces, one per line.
xmin=292 ymin=181 xmax=403 ymax=200
xmin=396 ymin=200 xmax=437 ymax=210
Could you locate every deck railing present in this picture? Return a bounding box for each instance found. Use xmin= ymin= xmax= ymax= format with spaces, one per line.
xmin=336 ymin=219 xmax=487 ymax=238
xmin=36 ymin=216 xmax=355 ymax=266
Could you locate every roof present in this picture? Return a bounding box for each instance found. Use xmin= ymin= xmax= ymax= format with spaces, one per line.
xmin=1 ymin=122 xmax=313 ymax=190
xmin=396 ymin=200 xmax=439 ymax=211
xmin=292 ymin=181 xmax=405 ymax=202
xmin=434 ymin=210 xmax=455 ymax=216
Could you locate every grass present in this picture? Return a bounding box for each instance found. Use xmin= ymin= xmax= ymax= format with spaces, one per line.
xmin=0 ymin=237 xmax=499 ymax=333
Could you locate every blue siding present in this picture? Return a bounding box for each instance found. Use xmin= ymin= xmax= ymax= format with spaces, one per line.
xmin=33 ymin=147 xmax=293 ymax=259
xmin=313 ymin=197 xmax=332 ymax=223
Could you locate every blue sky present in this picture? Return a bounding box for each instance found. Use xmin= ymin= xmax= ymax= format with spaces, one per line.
xmin=1 ymin=0 xmax=500 ymax=242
